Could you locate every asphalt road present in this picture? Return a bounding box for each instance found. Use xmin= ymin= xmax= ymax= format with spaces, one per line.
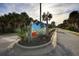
xmin=0 ymin=28 xmax=79 ymax=56
xmin=57 ymin=28 xmax=79 ymax=56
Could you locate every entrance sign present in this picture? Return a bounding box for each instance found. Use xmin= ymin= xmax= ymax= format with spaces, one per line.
xmin=32 ymin=21 xmax=46 ymax=38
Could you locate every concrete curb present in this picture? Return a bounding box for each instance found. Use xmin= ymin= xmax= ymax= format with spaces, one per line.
xmin=51 ymin=30 xmax=57 ymax=48
xmin=16 ymin=39 xmax=51 ymax=49
xmin=13 ymin=30 xmax=57 ymax=55
xmin=16 ymin=30 xmax=57 ymax=49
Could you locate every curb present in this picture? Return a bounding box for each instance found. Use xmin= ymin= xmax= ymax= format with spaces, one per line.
xmin=13 ymin=30 xmax=57 ymax=55
xmin=16 ymin=39 xmax=51 ymax=49
xmin=51 ymin=30 xmax=57 ymax=48
xmin=16 ymin=30 xmax=57 ymax=49
xmin=0 ymin=29 xmax=57 ymax=56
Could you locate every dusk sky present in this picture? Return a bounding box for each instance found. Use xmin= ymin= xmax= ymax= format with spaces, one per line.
xmin=0 ymin=3 xmax=79 ymax=25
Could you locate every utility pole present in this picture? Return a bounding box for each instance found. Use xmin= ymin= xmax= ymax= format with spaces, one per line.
xmin=40 ymin=3 xmax=42 ymax=22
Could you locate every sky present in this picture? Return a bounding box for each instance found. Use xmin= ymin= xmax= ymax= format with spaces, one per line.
xmin=0 ymin=3 xmax=79 ymax=25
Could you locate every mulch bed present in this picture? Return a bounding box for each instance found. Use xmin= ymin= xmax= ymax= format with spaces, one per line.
xmin=18 ymin=29 xmax=55 ymax=46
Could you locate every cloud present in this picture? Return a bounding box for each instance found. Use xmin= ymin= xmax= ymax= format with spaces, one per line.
xmin=52 ymin=3 xmax=79 ymax=15
xmin=53 ymin=3 xmax=74 ymax=7
xmin=41 ymin=3 xmax=79 ymax=25
xmin=0 ymin=3 xmax=79 ymax=25
xmin=0 ymin=3 xmax=40 ymax=19
xmin=14 ymin=3 xmax=40 ymax=19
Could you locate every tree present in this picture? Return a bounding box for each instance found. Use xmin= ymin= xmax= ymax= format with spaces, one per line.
xmin=42 ymin=12 xmax=52 ymax=35
xmin=51 ymin=21 xmax=56 ymax=28
xmin=57 ymin=11 xmax=79 ymax=32
xmin=69 ymin=11 xmax=79 ymax=31
xmin=27 ymin=17 xmax=33 ymax=42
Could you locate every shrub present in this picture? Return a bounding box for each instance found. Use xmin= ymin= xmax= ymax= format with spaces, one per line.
xmin=16 ymin=26 xmax=28 ymax=42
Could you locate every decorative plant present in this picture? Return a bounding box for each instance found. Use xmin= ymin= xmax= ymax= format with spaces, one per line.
xmin=42 ymin=12 xmax=52 ymax=35
xmin=16 ymin=17 xmax=33 ymax=43
xmin=16 ymin=24 xmax=28 ymax=42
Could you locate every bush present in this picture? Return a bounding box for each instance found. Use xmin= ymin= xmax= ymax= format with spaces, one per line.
xmin=67 ymin=27 xmax=75 ymax=31
xmin=16 ymin=26 xmax=28 ymax=42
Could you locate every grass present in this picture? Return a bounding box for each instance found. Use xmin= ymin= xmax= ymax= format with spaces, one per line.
xmin=63 ymin=29 xmax=79 ymax=36
xmin=71 ymin=31 xmax=79 ymax=36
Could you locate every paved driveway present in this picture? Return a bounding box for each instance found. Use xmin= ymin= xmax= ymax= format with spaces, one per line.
xmin=0 ymin=34 xmax=18 ymax=53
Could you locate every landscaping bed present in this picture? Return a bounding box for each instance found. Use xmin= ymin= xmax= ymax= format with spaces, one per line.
xmin=18 ymin=29 xmax=55 ymax=46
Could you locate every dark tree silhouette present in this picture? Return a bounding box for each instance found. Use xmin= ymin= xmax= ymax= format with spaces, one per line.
xmin=57 ymin=11 xmax=79 ymax=32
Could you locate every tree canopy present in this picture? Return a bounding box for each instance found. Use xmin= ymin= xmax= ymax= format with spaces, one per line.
xmin=57 ymin=11 xmax=79 ymax=32
xmin=0 ymin=12 xmax=33 ymax=34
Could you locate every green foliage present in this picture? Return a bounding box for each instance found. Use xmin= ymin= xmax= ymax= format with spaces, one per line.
xmin=42 ymin=12 xmax=53 ymax=35
xmin=16 ymin=26 xmax=28 ymax=41
xmin=66 ymin=27 xmax=74 ymax=31
xmin=57 ymin=11 xmax=79 ymax=32
xmin=0 ymin=12 xmax=32 ymax=34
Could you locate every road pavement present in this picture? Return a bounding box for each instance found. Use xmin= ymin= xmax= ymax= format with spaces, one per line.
xmin=0 ymin=28 xmax=79 ymax=56
xmin=57 ymin=28 xmax=79 ymax=56
xmin=0 ymin=34 xmax=19 ymax=55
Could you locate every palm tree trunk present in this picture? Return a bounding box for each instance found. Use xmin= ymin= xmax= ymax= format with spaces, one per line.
xmin=28 ymin=22 xmax=32 ymax=43
xmin=46 ymin=20 xmax=48 ymax=35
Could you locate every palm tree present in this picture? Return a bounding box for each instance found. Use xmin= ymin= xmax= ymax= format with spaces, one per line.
xmin=0 ymin=12 xmax=35 ymax=43
xmin=27 ymin=17 xmax=33 ymax=43
xmin=42 ymin=12 xmax=52 ymax=35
